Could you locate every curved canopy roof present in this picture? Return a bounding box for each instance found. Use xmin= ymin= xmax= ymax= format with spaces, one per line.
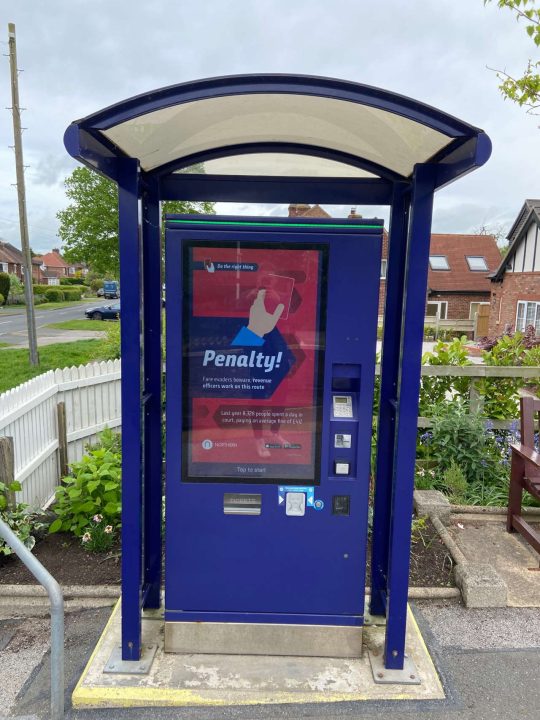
xmin=64 ymin=74 xmax=491 ymax=203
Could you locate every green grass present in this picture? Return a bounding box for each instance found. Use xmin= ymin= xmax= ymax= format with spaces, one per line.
xmin=46 ymin=319 xmax=109 ymax=331
xmin=36 ymin=300 xmax=93 ymax=311
xmin=0 ymin=340 xmax=110 ymax=394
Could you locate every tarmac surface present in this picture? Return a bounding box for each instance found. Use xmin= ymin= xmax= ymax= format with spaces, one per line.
xmin=1 ymin=599 xmax=539 ymax=720
xmin=0 ymin=302 xmax=107 ymax=346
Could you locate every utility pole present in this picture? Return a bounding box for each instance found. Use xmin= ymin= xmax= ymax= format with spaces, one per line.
xmin=8 ymin=22 xmax=38 ymax=366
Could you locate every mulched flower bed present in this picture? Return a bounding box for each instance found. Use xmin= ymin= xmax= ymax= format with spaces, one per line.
xmin=1 ymin=517 xmax=454 ymax=588
xmin=0 ymin=533 xmax=120 ymax=586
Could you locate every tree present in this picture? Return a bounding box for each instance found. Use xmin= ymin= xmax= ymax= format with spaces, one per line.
xmin=485 ymin=0 xmax=540 ymax=114
xmin=57 ymin=167 xmax=214 ymax=276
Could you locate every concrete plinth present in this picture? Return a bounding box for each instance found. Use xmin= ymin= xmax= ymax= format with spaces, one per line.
xmin=165 ymin=620 xmax=363 ymax=657
xmin=414 ymin=490 xmax=451 ymax=524
xmin=72 ymin=600 xmax=444 ymax=709
xmin=455 ymin=562 xmax=508 ymax=608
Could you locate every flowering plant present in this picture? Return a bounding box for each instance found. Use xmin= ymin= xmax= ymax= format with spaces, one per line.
xmin=81 ymin=514 xmax=116 ymax=553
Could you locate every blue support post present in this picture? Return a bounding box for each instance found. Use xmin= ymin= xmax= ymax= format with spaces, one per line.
xmin=370 ymin=183 xmax=410 ymax=616
xmin=384 ymin=164 xmax=436 ymax=670
xmin=118 ymin=158 xmax=144 ymax=661
xmin=142 ymin=176 xmax=162 ymax=608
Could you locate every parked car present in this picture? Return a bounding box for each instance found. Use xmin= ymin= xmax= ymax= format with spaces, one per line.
xmin=96 ymin=287 xmax=105 ymax=297
xmin=85 ymin=303 xmax=120 ymax=320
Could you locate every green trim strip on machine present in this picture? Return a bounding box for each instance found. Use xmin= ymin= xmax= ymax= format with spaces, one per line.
xmin=168 ymin=219 xmax=382 ymax=230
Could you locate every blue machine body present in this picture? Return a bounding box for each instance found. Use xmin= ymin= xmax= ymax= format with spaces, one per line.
xmin=165 ymin=216 xmax=382 ymax=626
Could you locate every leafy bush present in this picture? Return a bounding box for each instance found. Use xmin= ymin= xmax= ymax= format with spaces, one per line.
xmin=49 ymin=429 xmax=121 ymax=536
xmin=8 ymin=274 xmax=22 ymax=300
xmin=0 ymin=480 xmax=46 ymax=555
xmin=418 ymin=337 xmax=471 ymax=414
xmin=33 ymin=294 xmax=46 ymax=305
xmin=0 ymin=293 xmax=3 ymax=305
xmin=0 ymin=272 xmax=9 ymax=304
xmin=479 ymin=329 xmax=540 ymax=418
xmin=62 ymin=289 xmax=82 ymax=301
xmin=33 ymin=285 xmax=49 ymax=294
xmin=95 ymin=321 xmax=121 ymax=360
xmin=429 ymin=400 xmax=499 ymax=487
xmin=44 ymin=288 xmax=65 ymax=302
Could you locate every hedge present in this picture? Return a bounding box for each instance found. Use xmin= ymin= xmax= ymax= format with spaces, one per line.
xmin=62 ymin=289 xmax=82 ymax=301
xmin=0 ymin=293 xmax=4 ymax=305
xmin=33 ymin=285 xmax=49 ymax=295
xmin=44 ymin=288 xmax=65 ymax=302
xmin=60 ymin=277 xmax=85 ymax=285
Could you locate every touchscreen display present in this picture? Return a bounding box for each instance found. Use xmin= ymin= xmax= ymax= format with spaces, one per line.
xmin=183 ymin=241 xmax=327 ymax=483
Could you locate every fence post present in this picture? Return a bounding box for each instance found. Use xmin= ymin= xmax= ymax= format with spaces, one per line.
xmin=56 ymin=401 xmax=68 ymax=477
xmin=469 ymin=379 xmax=484 ymax=415
xmin=0 ymin=436 xmax=16 ymax=509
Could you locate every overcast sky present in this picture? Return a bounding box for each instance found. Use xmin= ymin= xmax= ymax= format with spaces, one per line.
xmin=0 ymin=0 xmax=538 ymax=253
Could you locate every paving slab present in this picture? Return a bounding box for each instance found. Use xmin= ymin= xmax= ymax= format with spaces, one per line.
xmin=73 ymin=601 xmax=444 ymax=709
xmin=449 ymin=521 xmax=540 ymax=607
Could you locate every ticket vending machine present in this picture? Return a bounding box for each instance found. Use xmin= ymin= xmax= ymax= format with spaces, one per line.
xmin=164 ymin=216 xmax=382 ymax=656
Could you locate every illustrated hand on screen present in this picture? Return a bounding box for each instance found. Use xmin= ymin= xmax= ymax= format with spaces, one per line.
xmin=247 ymin=289 xmax=284 ymax=338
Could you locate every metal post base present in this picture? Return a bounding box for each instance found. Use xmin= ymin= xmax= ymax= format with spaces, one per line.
xmin=368 ymin=649 xmax=421 ymax=685
xmin=104 ymin=643 xmax=158 ymax=674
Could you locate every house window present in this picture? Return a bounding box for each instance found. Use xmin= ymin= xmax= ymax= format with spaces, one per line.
xmin=429 ymin=255 xmax=449 ymax=270
xmin=466 ymin=256 xmax=488 ymax=271
xmin=470 ymin=302 xmax=489 ymax=320
xmin=380 ymin=259 xmax=387 ymax=279
xmin=516 ymin=301 xmax=540 ymax=333
xmin=426 ymin=301 xmax=448 ymax=319
xmin=0 ymin=262 xmax=7 ymax=273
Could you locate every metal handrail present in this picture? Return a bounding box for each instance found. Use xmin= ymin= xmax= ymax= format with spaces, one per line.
xmin=0 ymin=517 xmax=64 ymax=720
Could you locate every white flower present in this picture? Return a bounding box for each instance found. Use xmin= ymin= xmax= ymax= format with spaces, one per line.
xmin=104 ymin=525 xmax=113 ymax=534
xmin=82 ymin=532 xmax=91 ymax=543
xmin=93 ymin=514 xmax=103 ymax=523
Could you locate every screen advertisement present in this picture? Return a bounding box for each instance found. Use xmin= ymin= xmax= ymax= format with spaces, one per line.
xmin=183 ymin=241 xmax=327 ymax=483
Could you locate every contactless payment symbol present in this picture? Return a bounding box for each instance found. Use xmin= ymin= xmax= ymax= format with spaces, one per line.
xmin=313 ymin=499 xmax=324 ymax=511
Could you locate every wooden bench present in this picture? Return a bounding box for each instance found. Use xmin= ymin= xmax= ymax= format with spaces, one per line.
xmin=507 ymin=396 xmax=540 ymax=554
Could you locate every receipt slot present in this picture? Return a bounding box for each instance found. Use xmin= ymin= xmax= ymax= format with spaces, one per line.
xmin=164 ymin=216 xmax=382 ymax=655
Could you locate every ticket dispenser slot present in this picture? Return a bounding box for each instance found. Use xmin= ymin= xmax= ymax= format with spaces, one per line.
xmin=330 ymin=365 xmax=360 ymax=478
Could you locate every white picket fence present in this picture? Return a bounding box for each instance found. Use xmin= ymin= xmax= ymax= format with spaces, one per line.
xmin=0 ymin=360 xmax=121 ymax=508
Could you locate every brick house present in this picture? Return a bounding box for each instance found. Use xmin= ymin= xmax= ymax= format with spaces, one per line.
xmin=488 ymin=199 xmax=540 ymax=336
xmin=0 ymin=240 xmax=24 ymax=280
xmin=288 ymin=206 xmax=500 ymax=322
xmin=31 ymin=248 xmax=77 ymax=285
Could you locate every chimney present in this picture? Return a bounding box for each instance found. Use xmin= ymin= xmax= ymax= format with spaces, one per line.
xmin=348 ymin=207 xmax=362 ymax=219
xmin=52 ymin=248 xmax=60 ymax=254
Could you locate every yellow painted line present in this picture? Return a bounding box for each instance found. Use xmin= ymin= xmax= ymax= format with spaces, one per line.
xmin=72 ymin=598 xmax=120 ymax=702
xmin=406 ymin=605 xmax=445 ymax=696
xmin=73 ymin=599 xmax=445 ymax=709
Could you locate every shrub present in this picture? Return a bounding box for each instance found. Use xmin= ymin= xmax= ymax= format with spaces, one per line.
xmin=44 ymin=288 xmax=65 ymax=302
xmin=62 ymin=289 xmax=82 ymax=301
xmin=478 ymin=329 xmax=540 ymax=418
xmin=0 ymin=479 xmax=46 ymax=555
xmin=8 ymin=274 xmax=22 ymax=300
xmin=96 ymin=321 xmax=121 ymax=360
xmin=59 ymin=277 xmax=83 ymax=285
xmin=33 ymin=294 xmax=46 ymax=305
xmin=0 ymin=272 xmax=10 ymax=304
xmin=33 ymin=285 xmax=49 ymax=294
xmin=418 ymin=337 xmax=471 ymax=415
xmin=49 ymin=429 xmax=121 ymax=536
xmin=0 ymin=293 xmax=3 ymax=305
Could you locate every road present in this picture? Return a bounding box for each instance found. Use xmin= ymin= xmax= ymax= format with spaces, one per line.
xmin=0 ymin=302 xmax=105 ymax=347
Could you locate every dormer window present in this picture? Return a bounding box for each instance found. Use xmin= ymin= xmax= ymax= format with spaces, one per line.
xmin=466 ymin=256 xmax=488 ymax=271
xmin=429 ymin=255 xmax=449 ymax=270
